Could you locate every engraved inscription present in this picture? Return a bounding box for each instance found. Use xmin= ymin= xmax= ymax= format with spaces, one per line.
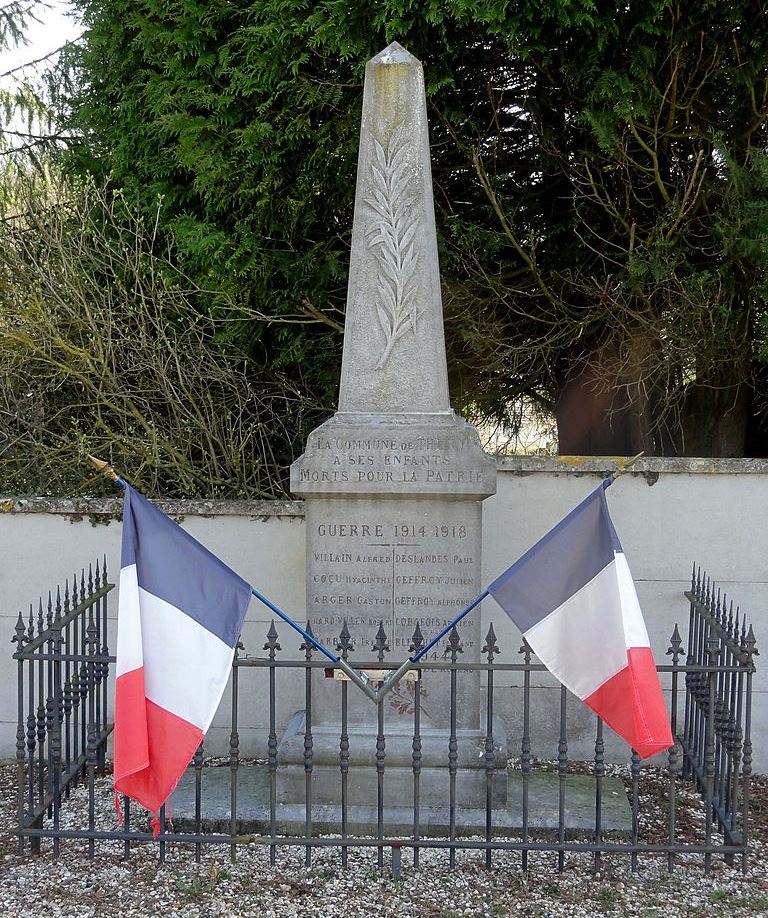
xmin=307 ymin=507 xmax=480 ymax=660
xmin=366 ymin=127 xmax=420 ymax=369
xmin=298 ymin=432 xmax=487 ymax=488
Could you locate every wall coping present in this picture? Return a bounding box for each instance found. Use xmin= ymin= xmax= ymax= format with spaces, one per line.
xmin=0 ymin=497 xmax=306 ymax=518
xmin=496 ymin=455 xmax=768 ymax=475
xmin=2 ymin=456 xmax=766 ymax=517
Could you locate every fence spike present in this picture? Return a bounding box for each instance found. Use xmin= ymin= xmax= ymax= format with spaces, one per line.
xmin=746 ymin=625 xmax=758 ymax=655
xmin=409 ymin=622 xmax=425 ymax=654
xmin=336 ymin=620 xmax=353 ymax=658
xmin=482 ymin=623 xmax=499 ymax=661
xmin=54 ymin=585 xmax=62 ymax=624
xmin=667 ymin=624 xmax=683 ymax=658
xmin=373 ymin=622 xmax=390 ymax=662
xmin=263 ymin=621 xmax=281 ymax=658
xmin=27 ymin=605 xmax=34 ymax=642
xmin=91 ymin=561 xmax=97 ymax=595
xmin=102 ymin=554 xmax=108 ymax=584
xmin=446 ymin=625 xmax=463 ymax=660
xmin=300 ymin=621 xmax=315 ymax=657
xmin=13 ymin=612 xmax=26 ymax=648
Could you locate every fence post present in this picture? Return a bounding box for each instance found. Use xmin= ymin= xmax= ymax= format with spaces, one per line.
xmin=741 ymin=625 xmax=757 ymax=873
xmin=666 ymin=624 xmax=683 ymax=872
xmin=229 ymin=641 xmax=241 ymax=865
xmin=703 ymin=633 xmax=719 ymax=874
xmin=373 ymin=622 xmax=389 ymax=871
xmin=483 ymin=624 xmax=499 ymax=872
xmin=13 ymin=614 xmax=26 ymax=854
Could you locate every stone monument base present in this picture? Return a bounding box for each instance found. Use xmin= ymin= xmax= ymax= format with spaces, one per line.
xmin=276 ymin=712 xmax=508 ymax=809
xmin=170 ymin=766 xmax=632 ymax=836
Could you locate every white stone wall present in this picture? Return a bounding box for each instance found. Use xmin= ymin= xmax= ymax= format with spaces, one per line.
xmin=1 ymin=457 xmax=766 ymax=767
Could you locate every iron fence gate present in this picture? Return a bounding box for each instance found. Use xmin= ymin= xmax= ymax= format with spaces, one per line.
xmin=12 ymin=562 xmax=758 ymax=874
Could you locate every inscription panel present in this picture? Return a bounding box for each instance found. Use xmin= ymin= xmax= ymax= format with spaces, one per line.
xmin=291 ymin=416 xmax=497 ymax=497
xmin=305 ymin=498 xmax=483 ymax=728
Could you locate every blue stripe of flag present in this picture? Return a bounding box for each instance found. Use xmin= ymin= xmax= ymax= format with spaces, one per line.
xmin=121 ymin=486 xmax=251 ymax=648
xmin=488 ymin=480 xmax=622 ymax=632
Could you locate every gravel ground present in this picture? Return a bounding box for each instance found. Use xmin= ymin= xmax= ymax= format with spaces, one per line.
xmin=2 ymin=762 xmax=768 ymax=918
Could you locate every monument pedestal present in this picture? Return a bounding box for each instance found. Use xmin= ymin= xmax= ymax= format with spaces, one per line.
xmin=277 ymin=712 xmax=508 ymax=810
xmin=171 ymin=765 xmax=633 ymax=837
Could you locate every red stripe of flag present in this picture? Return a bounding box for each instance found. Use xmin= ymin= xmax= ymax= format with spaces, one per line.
xmin=114 ymin=667 xmax=203 ymax=814
xmin=583 ymin=647 xmax=673 ymax=759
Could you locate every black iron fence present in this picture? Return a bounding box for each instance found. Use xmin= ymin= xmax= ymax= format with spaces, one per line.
xmin=681 ymin=569 xmax=758 ymax=871
xmin=12 ymin=558 xmax=112 ymax=857
xmin=12 ymin=563 xmax=758 ymax=875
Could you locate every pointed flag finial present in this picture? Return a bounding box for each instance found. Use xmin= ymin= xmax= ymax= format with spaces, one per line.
xmin=606 ymin=452 xmax=645 ymax=486
xmin=87 ymin=454 xmax=120 ymax=482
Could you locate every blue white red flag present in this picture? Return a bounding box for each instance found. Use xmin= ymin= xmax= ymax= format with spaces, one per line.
xmin=488 ymin=480 xmax=672 ymax=758
xmin=114 ymin=486 xmax=251 ymax=822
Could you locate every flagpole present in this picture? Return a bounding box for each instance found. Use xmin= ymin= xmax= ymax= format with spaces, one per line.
xmin=378 ymin=451 xmax=647 ymax=701
xmin=604 ymin=451 xmax=645 ymax=487
xmin=86 ymin=455 xmax=378 ymax=701
xmin=376 ymin=589 xmax=489 ymax=701
xmin=246 ymin=587 xmax=378 ymax=700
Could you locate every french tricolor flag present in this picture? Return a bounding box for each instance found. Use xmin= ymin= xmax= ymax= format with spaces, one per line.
xmin=488 ymin=480 xmax=672 ymax=758
xmin=114 ymin=486 xmax=251 ymax=820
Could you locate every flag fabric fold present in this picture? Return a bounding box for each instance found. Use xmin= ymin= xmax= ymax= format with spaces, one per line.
xmin=488 ymin=480 xmax=672 ymax=758
xmin=114 ymin=485 xmax=251 ymax=817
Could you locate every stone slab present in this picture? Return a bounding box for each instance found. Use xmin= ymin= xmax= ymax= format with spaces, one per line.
xmin=276 ymin=712 xmax=509 ymax=809
xmin=291 ymin=412 xmax=496 ymax=497
xmin=278 ymin=714 xmax=509 ymax=768
xmin=171 ymin=765 xmax=631 ymax=836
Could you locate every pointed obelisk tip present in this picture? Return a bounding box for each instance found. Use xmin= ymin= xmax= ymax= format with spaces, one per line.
xmin=371 ymin=41 xmax=416 ymax=66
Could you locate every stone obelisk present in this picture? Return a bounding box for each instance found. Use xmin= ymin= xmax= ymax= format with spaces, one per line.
xmin=283 ymin=43 xmax=498 ymax=812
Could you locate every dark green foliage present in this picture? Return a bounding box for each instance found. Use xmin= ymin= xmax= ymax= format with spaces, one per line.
xmin=61 ymin=0 xmax=768 ymax=462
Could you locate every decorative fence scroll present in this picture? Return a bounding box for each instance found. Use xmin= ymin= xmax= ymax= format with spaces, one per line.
xmin=12 ymin=563 xmax=758 ymax=876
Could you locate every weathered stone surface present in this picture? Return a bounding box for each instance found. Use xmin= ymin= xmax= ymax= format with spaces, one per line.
xmin=276 ymin=712 xmax=508 ymax=808
xmin=284 ymin=41 xmax=498 ymax=804
xmin=290 ymin=41 xmax=495 ymax=696
xmin=291 ymin=413 xmax=495 ymax=498
xmin=171 ymin=765 xmax=633 ymax=835
xmin=337 ymin=42 xmax=448 ymax=414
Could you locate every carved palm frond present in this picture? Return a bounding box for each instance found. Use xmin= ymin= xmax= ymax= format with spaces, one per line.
xmin=364 ymin=127 xmax=420 ymax=369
